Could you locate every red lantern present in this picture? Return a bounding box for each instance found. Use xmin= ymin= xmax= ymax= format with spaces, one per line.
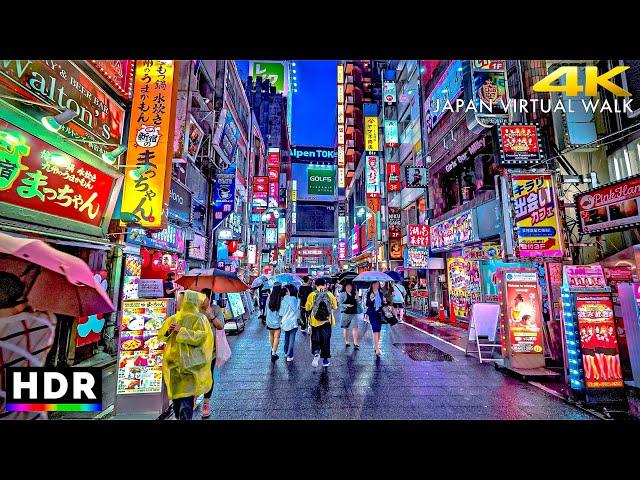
xmin=226 ymin=240 xmax=239 ymax=254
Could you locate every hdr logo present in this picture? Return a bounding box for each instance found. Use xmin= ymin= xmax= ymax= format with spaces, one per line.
xmin=533 ymin=66 xmax=631 ymax=96
xmin=6 ymin=367 xmax=102 ymax=413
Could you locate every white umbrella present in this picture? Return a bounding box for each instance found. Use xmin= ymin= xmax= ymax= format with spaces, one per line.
xmin=352 ymin=271 xmax=395 ymax=283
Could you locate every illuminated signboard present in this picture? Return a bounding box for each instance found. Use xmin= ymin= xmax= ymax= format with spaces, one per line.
xmin=424 ymin=60 xmax=463 ymax=133
xmin=265 ymin=227 xmax=277 ymax=244
xmin=247 ymin=244 xmax=257 ymax=265
xmin=384 ymin=120 xmax=399 ymax=148
xmin=365 ymin=155 xmax=380 ymax=197
xmin=249 ymin=61 xmax=288 ymax=95
xmin=351 ymin=227 xmax=360 ymax=255
xmin=407 ymin=224 xmax=430 ymax=247
xmin=510 ymin=173 xmax=564 ymax=258
xmin=404 ymin=166 xmax=428 ymax=188
xmin=187 ymin=233 xmax=207 ymax=260
xmin=337 ymin=64 xmax=344 ymax=84
xmin=430 ymin=209 xmax=478 ymax=250
xmin=121 ymin=60 xmax=177 ymax=229
xmin=365 ymin=116 xmax=379 ymax=152
xmin=405 ymin=246 xmax=429 ymax=268
xmin=383 ymin=81 xmax=397 ymax=103
xmin=292 ymin=163 xmax=336 ymax=201
xmin=338 ymin=240 xmax=347 ymax=261
xmin=502 ymin=270 xmax=544 ymax=355
xmin=88 ymin=60 xmax=135 ymax=100
xmin=338 ymin=215 xmax=347 ymax=240
xmin=496 ymin=123 xmax=542 ymax=166
xmin=386 ymin=162 xmax=401 ymax=191
xmin=267 ymin=148 xmax=280 ymax=167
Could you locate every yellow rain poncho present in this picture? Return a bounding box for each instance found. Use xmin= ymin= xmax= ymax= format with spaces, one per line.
xmin=158 ymin=290 xmax=214 ymax=400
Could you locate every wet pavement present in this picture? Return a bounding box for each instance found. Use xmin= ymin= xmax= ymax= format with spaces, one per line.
xmin=197 ymin=314 xmax=596 ymax=420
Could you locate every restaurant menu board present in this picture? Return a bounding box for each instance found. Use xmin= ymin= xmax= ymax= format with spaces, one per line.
xmin=227 ymin=292 xmax=245 ymax=318
xmin=117 ymin=299 xmax=169 ymax=395
xmin=122 ymin=254 xmax=141 ymax=300
xmin=576 ymin=294 xmax=623 ymax=389
xmin=504 ymin=271 xmax=544 ymax=354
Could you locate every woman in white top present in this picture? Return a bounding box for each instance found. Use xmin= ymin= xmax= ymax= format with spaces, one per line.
xmin=279 ymin=285 xmax=300 ymax=362
xmin=391 ymin=281 xmax=407 ymax=323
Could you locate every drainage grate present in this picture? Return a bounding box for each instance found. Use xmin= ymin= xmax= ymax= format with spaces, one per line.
xmin=393 ymin=343 xmax=454 ymax=362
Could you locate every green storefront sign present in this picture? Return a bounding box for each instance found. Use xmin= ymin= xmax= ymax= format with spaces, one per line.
xmin=307 ymin=167 xmax=335 ymax=196
xmin=250 ymin=61 xmax=286 ymax=94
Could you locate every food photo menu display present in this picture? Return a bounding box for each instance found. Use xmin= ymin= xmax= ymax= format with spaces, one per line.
xmin=117 ymin=299 xmax=169 ymax=395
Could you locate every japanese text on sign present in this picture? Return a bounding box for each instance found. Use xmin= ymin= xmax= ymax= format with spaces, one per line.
xmin=407 ymin=224 xmax=430 ymax=247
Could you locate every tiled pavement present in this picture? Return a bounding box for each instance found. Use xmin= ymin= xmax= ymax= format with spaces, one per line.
xmin=199 ymin=314 xmax=595 ymax=420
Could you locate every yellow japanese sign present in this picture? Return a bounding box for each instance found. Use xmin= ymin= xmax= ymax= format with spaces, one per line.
xmin=120 ymin=60 xmax=178 ymax=229
xmin=365 ymin=116 xmax=379 ymax=152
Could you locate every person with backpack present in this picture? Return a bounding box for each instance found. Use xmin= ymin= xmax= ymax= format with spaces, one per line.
xmin=305 ymin=278 xmax=338 ymax=368
xmin=297 ymin=276 xmax=313 ymax=334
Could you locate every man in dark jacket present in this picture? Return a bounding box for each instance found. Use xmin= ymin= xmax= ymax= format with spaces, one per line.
xmin=297 ymin=276 xmax=313 ymax=333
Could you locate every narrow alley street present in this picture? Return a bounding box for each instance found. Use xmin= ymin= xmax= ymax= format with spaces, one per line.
xmin=199 ymin=315 xmax=595 ymax=420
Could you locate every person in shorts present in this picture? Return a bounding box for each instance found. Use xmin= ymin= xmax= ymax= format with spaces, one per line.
xmin=338 ymin=282 xmax=360 ymax=349
xmin=391 ymin=280 xmax=407 ymax=323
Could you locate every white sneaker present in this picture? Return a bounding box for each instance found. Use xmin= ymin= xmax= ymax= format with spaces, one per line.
xmin=287 ymin=356 xmax=294 ymax=362
xmin=312 ymin=353 xmax=320 ymax=367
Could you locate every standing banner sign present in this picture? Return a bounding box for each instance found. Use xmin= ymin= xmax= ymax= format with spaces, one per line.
xmin=121 ymin=60 xmax=178 ymax=230
xmin=497 ymin=268 xmax=545 ymax=369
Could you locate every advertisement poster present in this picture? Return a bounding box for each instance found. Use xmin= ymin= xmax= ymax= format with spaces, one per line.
xmin=430 ymin=209 xmax=476 ymax=250
xmin=472 ymin=70 xmax=508 ymax=114
xmin=480 ymin=260 xmax=527 ymax=303
xmin=227 ymin=292 xmax=246 ymax=318
xmin=447 ymin=255 xmax=481 ymax=319
xmin=404 ymin=166 xmax=428 ymax=188
xmin=387 ymin=163 xmax=401 ymax=191
xmin=291 ymin=163 xmax=336 ymax=201
xmin=185 ymin=114 xmax=205 ymax=163
xmin=120 ymin=60 xmax=176 ymax=230
xmin=384 ymin=120 xmax=399 ymax=147
xmin=388 ymin=207 xmax=402 ymax=238
xmin=383 ymin=81 xmax=397 ymax=103
xmin=576 ymin=294 xmax=623 ymax=389
xmin=463 ymin=242 xmax=501 ymax=260
xmin=117 ymin=299 xmax=169 ymax=395
xmin=497 ymin=124 xmax=542 ymax=165
xmin=407 ymin=224 xmax=430 ymax=247
xmin=564 ymin=265 xmax=607 ymax=289
xmin=577 ymin=174 xmax=640 ymax=235
xmin=0 ymin=120 xmax=120 ymax=229
xmin=424 ymin=60 xmax=464 ymax=133
xmin=503 ymin=270 xmax=544 ymax=354
xmin=365 ymin=155 xmax=381 ymax=197
xmin=511 ymin=173 xmax=564 ymax=257
xmin=123 ymin=254 xmax=142 ymax=300
xmin=138 ymin=279 xmax=164 ymax=298
xmin=249 ymin=61 xmax=287 ymax=95
xmin=389 ymin=238 xmax=403 ymax=260
xmin=406 ymin=246 xmax=429 ymax=269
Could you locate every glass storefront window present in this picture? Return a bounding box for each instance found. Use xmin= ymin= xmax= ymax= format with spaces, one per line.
xmin=609 ymin=138 xmax=640 ymax=181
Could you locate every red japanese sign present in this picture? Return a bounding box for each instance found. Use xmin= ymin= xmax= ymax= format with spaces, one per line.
xmin=577 ymin=174 xmax=640 ymax=235
xmin=88 ymin=60 xmax=135 ymax=100
xmin=0 ymin=120 xmax=118 ymax=227
xmin=576 ymin=294 xmax=623 ymax=389
xmin=407 ymin=224 xmax=430 ymax=247
xmin=472 ymin=60 xmax=506 ymax=71
xmin=0 ymin=60 xmax=125 ymax=157
xmin=253 ymin=176 xmax=268 ymax=192
xmin=267 ymin=149 xmax=280 ymax=167
xmin=268 ymin=166 xmax=279 ymax=182
xmin=386 ymin=162 xmax=401 ymax=192
xmin=498 ymin=124 xmax=541 ymax=164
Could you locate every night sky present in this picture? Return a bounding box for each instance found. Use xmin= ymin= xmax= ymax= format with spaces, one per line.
xmin=236 ymin=60 xmax=337 ymax=147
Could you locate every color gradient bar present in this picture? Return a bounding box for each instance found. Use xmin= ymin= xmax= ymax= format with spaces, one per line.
xmin=6 ymin=403 xmax=102 ymax=412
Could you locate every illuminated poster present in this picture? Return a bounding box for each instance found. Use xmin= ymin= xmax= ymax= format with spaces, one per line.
xmin=497 ymin=124 xmax=541 ymax=165
xmin=406 ymin=246 xmax=429 ymax=268
xmin=227 ymin=292 xmax=245 ymax=318
xmin=117 ymin=299 xmax=169 ymax=395
xmin=407 ymin=224 xmax=430 ymax=247
xmin=383 ymin=81 xmax=397 ymax=103
xmin=404 ymin=166 xmax=428 ymax=188
xmin=503 ymin=270 xmax=544 ymax=354
xmin=564 ymin=265 xmax=607 ymax=289
xmin=576 ymin=294 xmax=623 ymax=389
xmin=511 ymin=173 xmax=564 ymax=257
xmin=121 ymin=60 xmax=177 ymax=229
xmin=265 ymin=227 xmax=277 ymax=244
xmin=388 ymin=207 xmax=402 ymax=238
xmin=386 ymin=163 xmax=401 ymax=192
xmin=338 ymin=240 xmax=347 ymax=261
xmin=365 ymin=155 xmax=380 ymax=197
xmin=384 ymin=120 xmax=399 ymax=148
xmin=365 ymin=116 xmax=379 ymax=152
xmin=430 ymin=209 xmax=476 ymax=250
xmin=123 ymin=254 xmax=142 ymax=301
xmin=389 ymin=238 xmax=403 ymax=260
xmin=447 ymin=255 xmax=480 ymax=319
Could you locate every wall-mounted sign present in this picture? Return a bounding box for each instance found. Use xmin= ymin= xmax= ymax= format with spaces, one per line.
xmin=386 ymin=163 xmax=401 ymax=192
xmin=265 ymin=227 xmax=277 ymax=244
xmin=0 ymin=60 xmax=126 ymax=157
xmin=424 ymin=60 xmax=464 ymax=133
xmin=563 ymin=265 xmax=607 ymax=290
xmin=249 ymin=61 xmax=288 ymax=95
xmin=187 ymin=233 xmax=207 ymax=260
xmin=388 ymin=207 xmax=402 ymax=239
xmin=384 ymin=120 xmax=399 ymax=148
xmin=337 ymin=145 xmax=345 ymax=188
xmin=407 ymin=224 xmax=430 ymax=247
xmin=404 ymin=166 xmax=428 ymax=188
xmin=472 ymin=60 xmax=506 ymax=71
xmin=121 ymin=60 xmax=177 ymax=230
xmin=389 ymin=238 xmax=403 ymax=260
xmin=138 ymin=279 xmax=164 ymax=298
xmin=168 ymin=180 xmax=191 ymax=223
xmin=463 ymin=242 xmax=502 ymax=260
xmin=290 ymin=146 xmax=336 ymax=161
xmin=365 ymin=115 xmax=379 ymax=152
xmin=127 ymin=224 xmax=185 ymax=254
xmin=510 ymin=173 xmax=564 ymax=258
xmin=496 ymin=123 xmax=542 ymax=166
xmin=441 ymin=136 xmax=488 ymax=174
xmin=468 ymin=60 xmax=510 ymax=130
xmin=351 ymin=227 xmax=360 ymax=256
xmin=306 ymin=166 xmax=335 ymax=196
xmin=430 ymin=209 xmax=477 ymax=251
xmin=405 ymin=246 xmax=429 ymax=269
xmin=338 ymin=240 xmax=347 ymax=261
xmin=0 ymin=119 xmax=121 ymax=232
xmin=267 ymin=148 xmax=280 ymax=166
xmin=576 ymin=174 xmax=640 ymax=234
xmin=88 ymin=60 xmax=135 ymax=100
xmin=383 ymin=81 xmax=397 ymax=103
xmin=185 ymin=114 xmax=205 ymax=163
xmin=365 ymin=155 xmax=381 ymax=198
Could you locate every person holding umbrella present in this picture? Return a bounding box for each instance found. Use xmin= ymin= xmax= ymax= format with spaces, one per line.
xmin=0 ymin=272 xmax=56 ymax=420
xmin=365 ymin=281 xmax=388 ymax=357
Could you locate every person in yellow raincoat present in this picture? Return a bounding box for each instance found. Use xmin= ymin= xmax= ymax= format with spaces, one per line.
xmin=158 ymin=290 xmax=213 ymax=420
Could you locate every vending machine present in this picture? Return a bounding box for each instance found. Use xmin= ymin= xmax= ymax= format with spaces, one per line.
xmin=561 ymin=265 xmax=625 ymax=404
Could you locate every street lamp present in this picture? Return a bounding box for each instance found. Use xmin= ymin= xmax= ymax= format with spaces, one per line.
xmin=356 ymin=205 xmax=379 ymax=270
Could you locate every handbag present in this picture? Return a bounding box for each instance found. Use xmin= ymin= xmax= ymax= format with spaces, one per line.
xmin=381 ymin=305 xmax=398 ymax=326
xmin=214 ymin=328 xmax=232 ymax=368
